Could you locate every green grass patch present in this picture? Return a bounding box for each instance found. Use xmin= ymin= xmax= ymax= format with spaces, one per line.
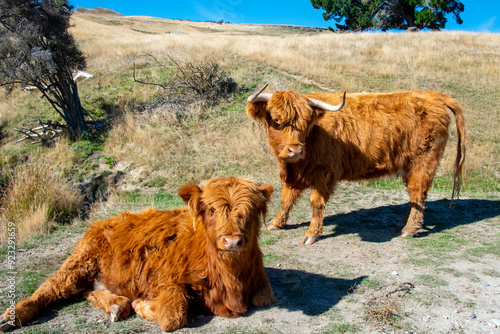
xmin=259 ymin=229 xmax=279 ymax=246
xmin=324 ymin=323 xmax=360 ymax=334
xmin=358 ymin=277 xmax=384 ymax=292
xmin=71 ymin=130 xmax=106 ymax=162
xmin=143 ymin=176 xmax=169 ymax=188
xmin=18 ymin=271 xmax=44 ymax=297
xmin=466 ymin=239 xmax=500 ymax=257
xmin=223 ymin=327 xmax=267 ymax=334
xmin=409 ymin=231 xmax=465 ymax=257
xmin=116 ymin=189 xmax=184 ymax=210
xmin=436 ymin=267 xmax=463 ymax=277
xmin=483 ymin=268 xmax=500 ymax=278
xmin=364 ymin=177 xmax=405 ymax=191
xmin=364 ymin=174 xmax=500 ymax=195
xmin=415 ymin=274 xmax=449 ymax=288
xmin=404 ymin=257 xmax=441 ymax=267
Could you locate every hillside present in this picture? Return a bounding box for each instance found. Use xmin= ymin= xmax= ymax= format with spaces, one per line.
xmin=0 ymin=8 xmax=499 ymax=334
xmin=73 ymin=7 xmax=327 ymax=36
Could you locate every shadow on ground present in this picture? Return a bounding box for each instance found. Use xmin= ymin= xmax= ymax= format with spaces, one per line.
xmin=266 ymin=268 xmax=366 ymax=316
xmin=285 ymin=199 xmax=500 ymax=243
xmin=188 ymin=268 xmax=367 ymax=329
xmin=13 ymin=269 xmax=367 ymax=331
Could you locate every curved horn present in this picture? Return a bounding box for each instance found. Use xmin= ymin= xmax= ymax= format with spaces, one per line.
xmin=247 ymin=83 xmax=272 ymax=103
xmin=308 ymin=91 xmax=346 ymax=112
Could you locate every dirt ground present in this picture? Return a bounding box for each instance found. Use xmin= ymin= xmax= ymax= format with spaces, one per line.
xmin=1 ymin=182 xmax=499 ymax=333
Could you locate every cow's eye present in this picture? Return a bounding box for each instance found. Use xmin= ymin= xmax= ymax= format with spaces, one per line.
xmin=271 ymin=118 xmax=282 ymax=129
xmin=209 ymin=208 xmax=215 ymax=214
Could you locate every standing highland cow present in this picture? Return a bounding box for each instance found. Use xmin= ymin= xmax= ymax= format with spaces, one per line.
xmin=0 ymin=177 xmax=276 ymax=332
xmin=247 ymin=84 xmax=465 ymax=244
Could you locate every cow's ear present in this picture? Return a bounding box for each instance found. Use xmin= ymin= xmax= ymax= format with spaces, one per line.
xmin=178 ymin=184 xmax=202 ymax=222
xmin=258 ymin=183 xmax=274 ymax=202
xmin=246 ymin=101 xmax=269 ymax=124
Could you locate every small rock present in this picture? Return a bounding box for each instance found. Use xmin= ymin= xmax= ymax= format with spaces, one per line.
xmin=424 ymin=316 xmax=431 ymax=322
xmin=491 ymin=319 xmax=500 ymax=326
xmin=454 ymin=309 xmax=460 ymax=313
xmin=483 ymin=282 xmax=491 ymax=286
xmin=277 ymin=263 xmax=281 ymax=267
xmin=391 ymin=271 xmax=399 ymax=276
xmin=469 ymin=312 xmax=477 ymax=319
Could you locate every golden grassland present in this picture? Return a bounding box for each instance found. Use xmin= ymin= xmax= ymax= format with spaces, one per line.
xmin=71 ymin=12 xmax=499 ymax=181
xmin=0 ymin=10 xmax=499 ymax=241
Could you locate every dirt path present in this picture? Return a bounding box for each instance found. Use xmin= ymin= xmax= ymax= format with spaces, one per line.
xmin=1 ymin=183 xmax=499 ymax=333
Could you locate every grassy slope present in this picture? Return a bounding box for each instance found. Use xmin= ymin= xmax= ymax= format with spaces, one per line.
xmin=0 ymin=9 xmax=499 ymax=333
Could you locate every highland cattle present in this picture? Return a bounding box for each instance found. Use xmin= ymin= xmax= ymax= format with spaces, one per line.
xmin=0 ymin=177 xmax=276 ymax=332
xmin=247 ymin=84 xmax=465 ymax=244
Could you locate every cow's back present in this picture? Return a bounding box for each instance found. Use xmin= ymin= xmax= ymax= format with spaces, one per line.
xmin=304 ymin=91 xmax=453 ymax=180
xmin=87 ymin=208 xmax=201 ymax=300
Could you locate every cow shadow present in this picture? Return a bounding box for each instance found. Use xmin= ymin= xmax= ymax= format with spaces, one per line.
xmin=12 ymin=269 xmax=366 ymax=331
xmin=264 ymin=268 xmax=366 ymax=316
xmin=188 ymin=268 xmax=367 ymax=328
xmin=285 ymin=198 xmax=500 ymax=243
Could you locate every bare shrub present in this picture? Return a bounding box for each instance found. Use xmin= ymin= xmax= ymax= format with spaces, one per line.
xmin=133 ymin=55 xmax=237 ymax=121
xmin=0 ymin=158 xmax=82 ymax=244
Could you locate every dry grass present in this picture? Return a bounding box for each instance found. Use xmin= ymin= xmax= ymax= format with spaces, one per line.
xmin=103 ymin=104 xmax=276 ymax=190
xmin=70 ymin=13 xmax=499 ymax=187
xmin=365 ymin=282 xmax=414 ymax=330
xmin=0 ymin=141 xmax=82 ymax=244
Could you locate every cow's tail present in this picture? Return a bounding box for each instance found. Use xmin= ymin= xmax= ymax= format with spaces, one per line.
xmin=445 ymin=96 xmax=466 ymax=206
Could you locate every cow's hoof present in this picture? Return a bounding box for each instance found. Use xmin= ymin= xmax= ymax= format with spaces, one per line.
xmin=110 ymin=304 xmax=121 ymax=322
xmin=0 ymin=315 xmax=15 ymax=332
xmin=267 ymin=224 xmax=282 ymax=231
xmin=302 ymin=236 xmax=318 ymax=245
xmin=400 ymin=231 xmax=415 ymax=238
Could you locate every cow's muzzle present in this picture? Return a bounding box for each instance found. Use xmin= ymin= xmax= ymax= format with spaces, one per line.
xmin=216 ymin=234 xmax=245 ymax=251
xmin=278 ymin=144 xmax=304 ymax=162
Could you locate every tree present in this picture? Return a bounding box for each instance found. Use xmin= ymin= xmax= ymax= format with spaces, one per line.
xmin=0 ymin=0 xmax=88 ymax=139
xmin=310 ymin=0 xmax=465 ymax=31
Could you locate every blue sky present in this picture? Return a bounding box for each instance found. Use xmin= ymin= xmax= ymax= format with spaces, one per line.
xmin=72 ymin=0 xmax=499 ymax=33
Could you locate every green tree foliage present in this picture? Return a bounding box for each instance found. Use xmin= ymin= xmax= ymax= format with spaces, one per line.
xmin=310 ymin=0 xmax=465 ymax=31
xmin=0 ymin=0 xmax=88 ymax=139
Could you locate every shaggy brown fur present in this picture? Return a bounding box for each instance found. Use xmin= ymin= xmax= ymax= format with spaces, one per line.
xmin=247 ymin=89 xmax=465 ymax=244
xmin=0 ymin=177 xmax=276 ymax=332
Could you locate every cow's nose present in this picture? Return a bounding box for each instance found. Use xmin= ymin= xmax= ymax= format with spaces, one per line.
xmin=222 ymin=236 xmax=243 ymax=251
xmin=287 ymin=146 xmax=303 ymax=158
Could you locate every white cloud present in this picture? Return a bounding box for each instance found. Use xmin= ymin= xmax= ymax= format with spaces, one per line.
xmin=194 ymin=1 xmax=239 ymax=22
xmin=479 ymin=16 xmax=497 ymax=32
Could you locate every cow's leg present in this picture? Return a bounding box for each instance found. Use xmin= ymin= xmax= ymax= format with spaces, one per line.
xmin=401 ymin=157 xmax=440 ymax=237
xmin=0 ymin=239 xmax=99 ymax=329
xmin=251 ymin=267 xmax=277 ymax=308
xmin=303 ymin=185 xmax=333 ymax=245
xmin=85 ymin=289 xmax=132 ymax=322
xmin=132 ymin=285 xmax=188 ymax=332
xmin=268 ymin=184 xmax=304 ymax=230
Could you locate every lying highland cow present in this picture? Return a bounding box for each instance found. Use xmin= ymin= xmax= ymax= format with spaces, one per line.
xmin=0 ymin=177 xmax=276 ymax=332
xmin=247 ymin=84 xmax=465 ymax=244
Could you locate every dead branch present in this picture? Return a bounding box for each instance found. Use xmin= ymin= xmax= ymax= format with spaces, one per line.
xmin=131 ymin=54 xmax=237 ymax=121
xmin=14 ymin=120 xmax=65 ymax=145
